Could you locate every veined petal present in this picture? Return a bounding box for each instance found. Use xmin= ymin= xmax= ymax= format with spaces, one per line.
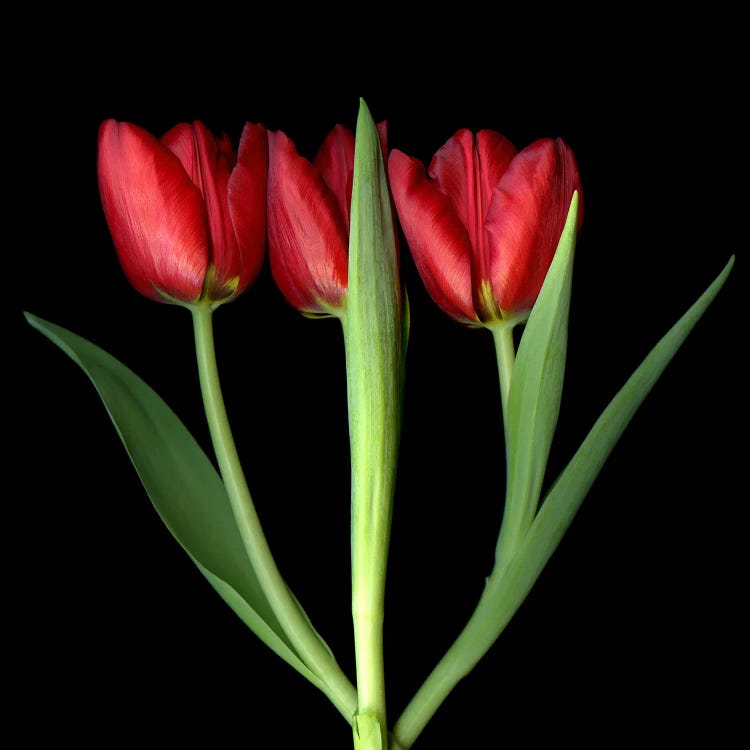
xmin=228 ymin=122 xmax=268 ymax=295
xmin=312 ymin=122 xmax=388 ymax=236
xmin=163 ymin=122 xmax=239 ymax=297
xmin=429 ymin=130 xmax=516 ymax=317
xmin=97 ymin=120 xmax=208 ymax=302
xmin=428 ymin=129 xmax=516 ymax=244
xmin=161 ymin=124 xmax=201 ymax=184
xmin=389 ymin=150 xmax=476 ymax=323
xmin=267 ymin=129 xmax=348 ymax=313
xmin=476 ymin=130 xmax=518 ymax=212
xmin=313 ymin=124 xmax=355 ymax=232
xmin=428 ymin=129 xmax=477 ymax=239
xmin=486 ymin=138 xmax=582 ymax=313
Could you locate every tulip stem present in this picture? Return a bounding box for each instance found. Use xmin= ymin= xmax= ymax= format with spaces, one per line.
xmin=390 ymin=318 xmax=524 ymax=749
xmin=490 ymin=321 xmax=517 ymax=431
xmin=191 ymin=303 xmax=357 ymax=723
xmin=392 ymin=553 xmax=538 ymax=749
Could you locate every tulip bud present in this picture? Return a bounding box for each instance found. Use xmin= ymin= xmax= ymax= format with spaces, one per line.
xmin=97 ymin=120 xmax=267 ymax=305
xmin=389 ymin=130 xmax=582 ymax=324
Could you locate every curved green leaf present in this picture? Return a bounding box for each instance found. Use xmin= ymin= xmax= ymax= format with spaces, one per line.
xmin=25 ymin=312 xmax=318 ymax=684
xmin=489 ymin=255 xmax=734 ymax=617
xmin=495 ymin=192 xmax=580 ymax=569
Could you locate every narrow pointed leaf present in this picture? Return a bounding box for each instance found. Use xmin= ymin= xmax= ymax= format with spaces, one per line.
xmin=346 ymin=98 xmax=403 ymax=609
xmin=25 ymin=312 xmax=320 ymax=684
xmin=488 ymin=255 xmax=734 ymax=623
xmin=345 ymin=99 xmax=403 ymax=741
xmin=495 ymin=192 xmax=580 ymax=569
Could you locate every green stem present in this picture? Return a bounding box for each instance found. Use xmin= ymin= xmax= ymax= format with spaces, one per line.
xmin=352 ymin=597 xmax=386 ymax=723
xmin=191 ymin=303 xmax=357 ymax=722
xmin=391 ymin=319 xmax=522 ymax=748
xmin=391 ymin=565 xmax=519 ymax=748
xmin=490 ymin=322 xmax=516 ymax=443
xmin=491 ymin=319 xmax=528 ymax=569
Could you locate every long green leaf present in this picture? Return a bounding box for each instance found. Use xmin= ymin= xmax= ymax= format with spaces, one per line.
xmin=345 ymin=98 xmax=403 ymax=747
xmin=488 ymin=255 xmax=734 ymax=617
xmin=26 ymin=312 xmax=319 ymax=683
xmin=495 ymin=193 xmax=580 ymax=569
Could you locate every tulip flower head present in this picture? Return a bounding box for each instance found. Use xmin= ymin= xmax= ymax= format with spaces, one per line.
xmin=267 ymin=123 xmax=388 ymax=317
xmin=389 ymin=130 xmax=581 ymax=325
xmin=98 ymin=120 xmax=267 ymax=305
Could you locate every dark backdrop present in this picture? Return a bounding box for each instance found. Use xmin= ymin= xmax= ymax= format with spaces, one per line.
xmin=9 ymin=38 xmax=743 ymax=748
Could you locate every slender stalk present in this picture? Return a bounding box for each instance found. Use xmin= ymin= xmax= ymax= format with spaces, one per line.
xmin=390 ymin=320 xmax=521 ymax=749
xmin=391 ymin=583 xmax=505 ymax=749
xmin=191 ymin=303 xmax=357 ymax=722
xmin=392 ymin=548 xmax=536 ymax=749
xmin=491 ymin=319 xmax=527 ymax=568
xmin=490 ymin=321 xmax=516 ymax=426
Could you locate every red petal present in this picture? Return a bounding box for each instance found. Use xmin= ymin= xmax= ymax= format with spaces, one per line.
xmin=162 ymin=122 xmax=240 ymax=297
xmin=313 ymin=125 xmax=355 ymax=232
xmin=476 ymin=130 xmax=518 ymax=208
xmin=428 ymin=130 xmax=516 ymax=315
xmin=97 ymin=120 xmax=208 ymax=302
xmin=160 ymin=124 xmax=201 ymax=183
xmin=428 ymin=130 xmax=476 ymax=236
xmin=228 ymin=122 xmax=267 ymax=295
xmin=388 ymin=149 xmax=476 ymax=323
xmin=486 ymin=138 xmax=582 ymax=313
xmin=428 ymin=129 xmax=516 ymax=249
xmin=311 ymin=121 xmax=388 ymax=236
xmin=267 ymin=130 xmax=348 ymax=313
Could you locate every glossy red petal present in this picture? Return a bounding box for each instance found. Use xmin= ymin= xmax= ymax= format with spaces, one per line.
xmin=160 ymin=124 xmax=200 ymax=183
xmin=267 ymin=130 xmax=348 ymax=313
xmin=162 ymin=122 xmax=240 ymax=297
xmin=388 ymin=149 xmax=476 ymax=323
xmin=313 ymin=124 xmax=355 ymax=232
xmin=476 ymin=130 xmax=518 ymax=208
xmin=428 ymin=130 xmax=515 ymax=245
xmin=227 ymin=122 xmax=267 ymax=294
xmin=486 ymin=138 xmax=582 ymax=313
xmin=194 ymin=123 xmax=239 ymax=287
xmin=97 ymin=120 xmax=208 ymax=302
xmin=428 ymin=129 xmax=477 ymax=239
xmin=428 ymin=130 xmax=516 ymax=315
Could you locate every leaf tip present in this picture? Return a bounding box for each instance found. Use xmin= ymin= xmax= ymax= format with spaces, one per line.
xmin=356 ymin=98 xmax=377 ymax=139
xmin=24 ymin=311 xmax=43 ymax=331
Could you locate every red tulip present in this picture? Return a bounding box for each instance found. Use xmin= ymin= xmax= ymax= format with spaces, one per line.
xmin=388 ymin=130 xmax=582 ymax=324
xmin=267 ymin=123 xmax=388 ymax=316
xmin=98 ymin=119 xmax=267 ymax=304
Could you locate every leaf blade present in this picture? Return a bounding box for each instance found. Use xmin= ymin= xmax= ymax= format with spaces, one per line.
xmin=25 ymin=312 xmax=319 ymax=683
xmin=495 ymin=192 xmax=580 ymax=569
xmin=489 ymin=255 xmax=734 ymax=619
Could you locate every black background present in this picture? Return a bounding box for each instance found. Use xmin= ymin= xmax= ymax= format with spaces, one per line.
xmin=9 ymin=32 xmax=744 ymax=748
